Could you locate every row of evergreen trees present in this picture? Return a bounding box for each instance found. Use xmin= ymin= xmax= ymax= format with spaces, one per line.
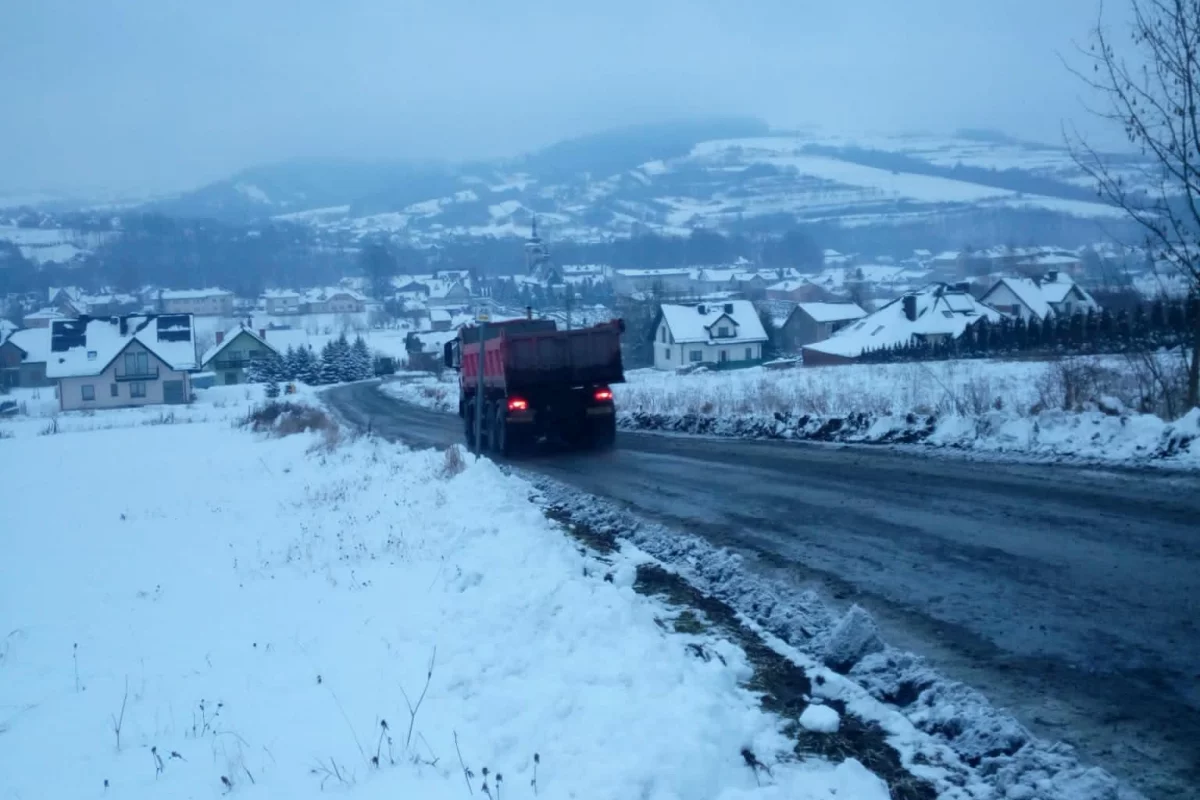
xmin=857 ymin=296 xmax=1199 ymax=364
xmin=247 ymin=334 xmax=375 ymax=390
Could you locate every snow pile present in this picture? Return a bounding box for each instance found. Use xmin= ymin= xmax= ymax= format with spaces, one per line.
xmin=0 ymin=410 xmax=895 ymax=800
xmin=799 ymin=705 xmax=841 ymax=734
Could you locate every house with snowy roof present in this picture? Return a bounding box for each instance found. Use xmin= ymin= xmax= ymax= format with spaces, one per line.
xmin=22 ymin=307 xmax=68 ymax=329
xmin=302 ymin=287 xmax=366 ymax=315
xmin=776 ymin=302 xmax=867 ymax=353
xmin=262 ymin=289 xmax=302 ymax=315
xmin=1038 ymin=271 xmax=1099 ymax=316
xmin=980 ymin=271 xmax=1098 ymax=321
xmin=158 ymin=288 xmax=235 ymax=317
xmin=0 ymin=327 xmax=52 ymax=389
xmin=652 ymin=300 xmax=768 ymax=370
xmin=46 ymin=314 xmax=198 ymax=411
xmin=802 ymin=284 xmax=1002 ymax=366
xmin=199 ymin=325 xmax=280 ymax=385
xmin=765 ymin=278 xmax=833 ymax=303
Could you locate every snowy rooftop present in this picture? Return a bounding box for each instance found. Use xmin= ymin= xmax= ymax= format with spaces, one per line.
xmin=767 ymin=278 xmax=815 ymax=293
xmin=1039 ymin=272 xmax=1093 ymax=305
xmin=986 ymin=277 xmax=1053 ymax=319
xmin=159 ymin=288 xmax=233 ymax=300
xmin=262 ymin=289 xmax=301 ymax=299
xmin=660 ymin=299 xmax=768 ymax=345
xmin=616 ymin=268 xmax=691 ymax=277
xmin=795 ymin=302 xmax=867 ymax=323
xmin=303 ymin=287 xmax=367 ymax=302
xmin=4 ymin=327 xmax=50 ymax=363
xmin=46 ymin=314 xmax=198 ymax=378
xmin=200 ymin=325 xmax=274 ymax=365
xmin=24 ymin=307 xmax=66 ymax=320
xmin=805 ymin=284 xmax=1001 ymax=358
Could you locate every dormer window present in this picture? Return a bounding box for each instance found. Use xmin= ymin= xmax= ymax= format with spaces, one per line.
xmin=86 ymin=350 xmax=97 ymax=360
xmin=717 ymin=326 xmax=731 ymax=338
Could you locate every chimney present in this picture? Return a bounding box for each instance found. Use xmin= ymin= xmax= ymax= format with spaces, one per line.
xmin=259 ymin=328 xmax=266 ymax=339
xmin=723 ymin=303 xmax=734 ymax=314
xmin=697 ymin=304 xmax=707 ymax=315
xmin=526 ymin=305 xmax=533 ymax=320
xmin=953 ymin=282 xmax=970 ymax=294
xmin=1047 ymin=270 xmax=1059 ymax=283
xmin=903 ymin=294 xmax=918 ymax=322
xmin=215 ymin=331 xmax=224 ymax=345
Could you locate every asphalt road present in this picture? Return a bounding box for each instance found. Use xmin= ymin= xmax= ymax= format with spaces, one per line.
xmin=325 ymin=380 xmax=1200 ymax=799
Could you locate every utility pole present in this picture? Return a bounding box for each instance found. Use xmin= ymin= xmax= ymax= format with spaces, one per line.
xmin=473 ymin=312 xmax=488 ymax=452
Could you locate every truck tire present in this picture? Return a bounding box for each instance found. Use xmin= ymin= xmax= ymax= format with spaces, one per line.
xmin=492 ymin=405 xmax=511 ymax=457
xmin=592 ymin=417 xmax=617 ymax=450
xmin=463 ymin=401 xmax=477 ymax=450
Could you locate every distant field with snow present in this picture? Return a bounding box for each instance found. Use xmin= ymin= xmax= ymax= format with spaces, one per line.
xmin=1 ymin=393 xmax=905 ymax=799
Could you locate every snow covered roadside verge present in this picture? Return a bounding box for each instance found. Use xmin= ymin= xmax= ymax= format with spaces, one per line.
xmin=378 ymin=365 xmax=1200 ymax=470
xmin=531 ymin=482 xmax=1141 ymax=800
xmin=619 ymin=406 xmax=1200 ymax=469
xmin=0 ymin=404 xmax=893 ymax=798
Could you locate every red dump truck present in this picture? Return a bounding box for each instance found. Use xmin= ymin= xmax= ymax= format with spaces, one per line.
xmin=443 ymin=316 xmax=626 ymax=455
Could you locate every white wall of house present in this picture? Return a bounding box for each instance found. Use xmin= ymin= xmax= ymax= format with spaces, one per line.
xmin=652 ymin=321 xmax=762 ymax=370
xmin=58 ymin=341 xmax=191 ymax=411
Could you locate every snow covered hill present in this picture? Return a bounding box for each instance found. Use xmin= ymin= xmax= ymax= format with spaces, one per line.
xmin=255 ymin=130 xmax=1135 ymax=244
xmin=35 ymin=123 xmax=1133 ymax=247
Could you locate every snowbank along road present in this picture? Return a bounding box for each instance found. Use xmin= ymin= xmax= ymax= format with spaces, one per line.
xmin=325 ymin=380 xmax=1200 ymax=800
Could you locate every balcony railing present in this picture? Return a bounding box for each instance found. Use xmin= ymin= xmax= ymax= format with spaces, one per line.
xmin=213 ymin=359 xmax=251 ymax=370
xmin=115 ymin=366 xmax=159 ymax=381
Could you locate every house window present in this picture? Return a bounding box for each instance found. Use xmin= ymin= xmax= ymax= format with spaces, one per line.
xmin=689 ymin=350 xmax=702 ymax=362
xmin=717 ymin=326 xmax=731 ymax=338
xmin=131 ymin=382 xmax=147 ymax=399
xmin=228 ymin=350 xmax=243 ymax=362
xmin=719 ymin=350 xmax=728 ymax=362
xmin=664 ymin=348 xmax=671 ymax=360
xmin=110 ymin=383 xmax=118 ymax=397
xmin=125 ymin=351 xmax=149 ymax=375
xmin=87 ymin=350 xmax=97 ymax=361
xmin=660 ymin=327 xmax=667 ymax=343
xmin=745 ymin=347 xmax=753 ymax=360
xmin=81 ymin=384 xmax=95 ymax=401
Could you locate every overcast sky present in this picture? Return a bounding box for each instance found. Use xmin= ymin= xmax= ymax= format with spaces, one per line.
xmin=1 ymin=0 xmax=1119 ymax=199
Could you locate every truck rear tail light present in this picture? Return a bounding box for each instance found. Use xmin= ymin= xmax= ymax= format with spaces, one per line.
xmin=593 ymin=388 xmax=613 ymax=402
xmin=507 ymin=397 xmax=528 ymax=411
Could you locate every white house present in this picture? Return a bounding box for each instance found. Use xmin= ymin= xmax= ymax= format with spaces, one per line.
xmin=158 ymin=288 xmax=235 ymax=316
xmin=1039 ymin=271 xmax=1099 ymax=316
xmin=980 ymin=271 xmax=1099 ymax=320
xmin=802 ymin=283 xmax=1002 ymax=366
xmin=979 ymin=277 xmax=1054 ymax=320
xmin=263 ymin=289 xmax=302 ymax=315
xmin=46 ymin=314 xmax=198 ymax=410
xmin=653 ymin=300 xmax=768 ymax=370
xmin=199 ymin=325 xmax=280 ymax=385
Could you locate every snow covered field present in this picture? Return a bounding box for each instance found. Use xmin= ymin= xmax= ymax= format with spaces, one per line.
xmin=1 ymin=398 xmax=900 ymax=799
xmin=380 ymin=357 xmax=1200 ymax=469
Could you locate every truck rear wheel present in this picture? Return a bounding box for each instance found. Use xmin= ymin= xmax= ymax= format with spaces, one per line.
xmin=463 ymin=401 xmax=477 ymax=450
xmin=491 ymin=405 xmax=511 ymax=457
xmin=592 ymin=417 xmax=616 ymax=450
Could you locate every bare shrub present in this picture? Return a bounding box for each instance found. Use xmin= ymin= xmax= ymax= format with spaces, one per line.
xmin=242 ymin=401 xmax=338 ymax=440
xmin=956 ymin=375 xmax=996 ymax=416
xmin=39 ymin=416 xmax=59 ymax=436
